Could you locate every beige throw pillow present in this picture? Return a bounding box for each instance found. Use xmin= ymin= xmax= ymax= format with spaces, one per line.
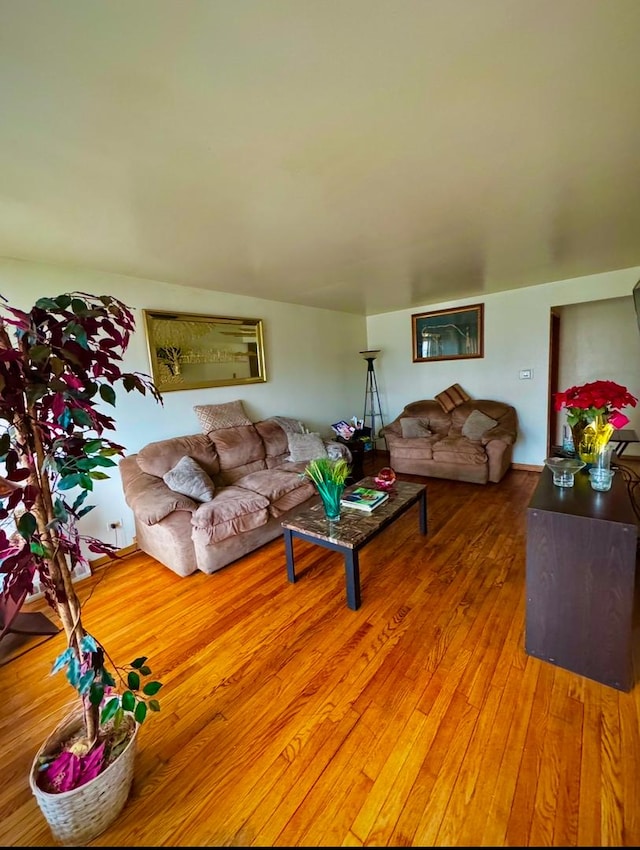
xmin=287 ymin=432 xmax=328 ymax=462
xmin=194 ymin=400 xmax=251 ymax=434
xmin=400 ymin=417 xmax=432 ymax=438
xmin=163 ymin=456 xmax=216 ymax=502
xmin=462 ymin=409 xmax=498 ymax=441
xmin=435 ymin=383 xmax=470 ymax=413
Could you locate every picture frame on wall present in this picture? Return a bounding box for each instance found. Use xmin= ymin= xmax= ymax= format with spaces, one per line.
xmin=143 ymin=310 xmax=267 ymax=393
xmin=411 ymin=303 xmax=484 ymax=363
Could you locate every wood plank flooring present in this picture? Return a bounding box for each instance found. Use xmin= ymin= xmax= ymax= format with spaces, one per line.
xmin=1 ymin=465 xmax=639 ymax=846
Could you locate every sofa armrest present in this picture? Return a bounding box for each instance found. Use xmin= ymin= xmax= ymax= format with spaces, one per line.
xmin=382 ymin=429 xmax=407 ymax=448
xmin=324 ymin=440 xmax=352 ymax=463
xmin=120 ymin=456 xmax=198 ymax=525
xmin=381 ymin=422 xmax=402 ymax=438
xmin=481 ymin=426 xmax=516 ymax=447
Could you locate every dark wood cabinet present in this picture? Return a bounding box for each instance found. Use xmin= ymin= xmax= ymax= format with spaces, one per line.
xmin=526 ymin=467 xmax=638 ymax=691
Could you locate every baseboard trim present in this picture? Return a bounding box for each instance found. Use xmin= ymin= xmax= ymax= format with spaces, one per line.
xmin=90 ymin=541 xmax=140 ymax=570
xmin=512 ymin=462 xmax=543 ymax=472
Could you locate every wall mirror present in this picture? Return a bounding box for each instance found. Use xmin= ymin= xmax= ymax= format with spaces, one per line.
xmin=143 ymin=310 xmax=267 ymax=393
xmin=412 ymin=303 xmax=484 ymax=362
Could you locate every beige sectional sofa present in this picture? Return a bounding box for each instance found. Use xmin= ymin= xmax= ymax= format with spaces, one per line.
xmin=119 ymin=405 xmax=349 ymax=577
xmin=381 ymin=397 xmax=517 ymax=484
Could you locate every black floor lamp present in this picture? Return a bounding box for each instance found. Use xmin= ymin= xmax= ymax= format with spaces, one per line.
xmin=359 ymin=350 xmax=384 ymax=452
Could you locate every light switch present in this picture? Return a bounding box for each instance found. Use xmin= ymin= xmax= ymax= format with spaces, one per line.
xmin=519 ymin=369 xmax=533 ymax=380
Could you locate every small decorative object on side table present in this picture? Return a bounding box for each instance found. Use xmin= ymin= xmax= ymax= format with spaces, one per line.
xmin=336 ymin=426 xmax=372 ymax=481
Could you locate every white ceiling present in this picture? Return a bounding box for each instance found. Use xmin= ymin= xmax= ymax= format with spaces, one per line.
xmin=2 ymin=0 xmax=640 ymax=316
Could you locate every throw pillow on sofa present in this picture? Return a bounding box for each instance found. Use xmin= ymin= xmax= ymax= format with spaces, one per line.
xmin=194 ymin=399 xmax=252 ymax=434
xmin=400 ymin=417 xmax=432 ymax=438
xmin=287 ymin=432 xmax=328 ymax=462
xmin=435 ymin=383 xmax=470 ymax=413
xmin=163 ymin=456 xmax=216 ymax=501
xmin=462 ymin=409 xmax=498 ymax=441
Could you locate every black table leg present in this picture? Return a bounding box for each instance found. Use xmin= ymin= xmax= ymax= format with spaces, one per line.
xmin=344 ymin=550 xmax=361 ymax=610
xmin=284 ymin=528 xmax=296 ymax=583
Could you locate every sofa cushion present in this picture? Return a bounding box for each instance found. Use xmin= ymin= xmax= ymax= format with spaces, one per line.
xmin=450 ymin=400 xmax=517 ymax=435
xmin=234 ymin=469 xmax=316 ymax=517
xmin=194 ymin=399 xmax=252 ymax=434
xmin=287 ymin=432 xmax=328 ymax=462
xmin=271 ymin=415 xmax=306 ymax=435
xmin=254 ymin=418 xmax=290 ymax=468
xmin=435 ymin=383 xmax=470 ymax=413
xmin=191 ymin=486 xmax=270 ymax=543
xmin=394 ymin=400 xmax=452 ymax=436
xmin=385 ymin=437 xmax=436 ymax=460
xmin=137 ymin=434 xmax=220 ymax=478
xmin=121 ymin=458 xmax=198 ymax=525
xmin=163 ymin=456 xmax=215 ymax=502
xmin=207 ymin=424 xmax=267 ymax=484
xmin=461 ymin=409 xmax=498 ymax=441
xmin=432 ymin=436 xmax=487 ymax=464
xmin=400 ymin=417 xmax=432 ymax=438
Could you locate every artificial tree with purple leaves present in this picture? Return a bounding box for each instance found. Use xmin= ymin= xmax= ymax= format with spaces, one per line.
xmin=0 ymin=292 xmax=164 ymax=790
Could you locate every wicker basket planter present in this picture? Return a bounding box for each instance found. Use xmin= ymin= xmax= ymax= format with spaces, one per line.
xmin=29 ymin=711 xmax=138 ymax=846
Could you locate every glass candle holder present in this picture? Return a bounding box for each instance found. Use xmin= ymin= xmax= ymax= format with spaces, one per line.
xmin=545 ymin=457 xmax=586 ymax=488
xmin=589 ymin=467 xmax=615 ymax=492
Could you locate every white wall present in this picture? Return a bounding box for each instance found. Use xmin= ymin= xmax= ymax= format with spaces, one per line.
xmin=556 ymin=296 xmax=640 ymax=448
xmin=367 ymin=266 xmax=640 ymax=467
xmin=0 ymin=258 xmax=367 ymax=551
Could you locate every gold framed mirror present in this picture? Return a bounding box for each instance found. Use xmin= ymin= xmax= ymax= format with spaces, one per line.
xmin=143 ymin=310 xmax=267 ymax=393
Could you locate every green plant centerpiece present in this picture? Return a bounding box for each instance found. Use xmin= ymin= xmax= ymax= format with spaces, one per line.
xmin=0 ymin=292 xmax=164 ymax=817
xmin=303 ymin=456 xmax=350 ymax=521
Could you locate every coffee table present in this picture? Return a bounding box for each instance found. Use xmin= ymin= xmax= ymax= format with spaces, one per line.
xmin=281 ymin=477 xmax=427 ymax=610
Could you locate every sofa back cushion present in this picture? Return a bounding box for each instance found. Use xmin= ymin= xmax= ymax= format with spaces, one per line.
xmin=401 ymin=400 xmax=451 ymax=436
xmin=451 ymin=400 xmax=517 ymax=435
xmin=400 ymin=417 xmax=432 ymax=438
xmin=137 ymin=434 xmax=220 ymax=479
xmin=254 ymin=418 xmax=290 ymax=468
xmin=207 ymin=423 xmax=267 ymax=484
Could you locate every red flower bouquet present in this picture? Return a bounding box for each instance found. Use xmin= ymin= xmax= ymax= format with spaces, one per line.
xmin=554 ymin=380 xmax=638 ymax=429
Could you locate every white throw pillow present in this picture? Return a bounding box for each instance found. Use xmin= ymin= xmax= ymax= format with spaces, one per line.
xmin=163 ymin=456 xmax=216 ymax=502
xmin=462 ymin=409 xmax=498 ymax=441
xmin=287 ymin=432 xmax=328 ymax=462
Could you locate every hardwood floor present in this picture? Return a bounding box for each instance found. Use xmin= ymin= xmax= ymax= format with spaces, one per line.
xmin=1 ymin=464 xmax=639 ymax=846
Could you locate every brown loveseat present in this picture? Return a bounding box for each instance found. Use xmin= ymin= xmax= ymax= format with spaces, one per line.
xmin=119 ymin=406 xmax=349 ymax=577
xmin=381 ymin=398 xmax=517 ymax=484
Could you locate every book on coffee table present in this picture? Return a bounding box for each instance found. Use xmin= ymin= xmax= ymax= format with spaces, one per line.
xmin=341 ymin=486 xmax=389 ymax=512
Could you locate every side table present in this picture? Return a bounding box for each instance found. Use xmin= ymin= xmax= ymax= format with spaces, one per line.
xmin=336 ymin=436 xmax=365 ymax=481
xmin=525 ymin=466 xmax=637 ymax=690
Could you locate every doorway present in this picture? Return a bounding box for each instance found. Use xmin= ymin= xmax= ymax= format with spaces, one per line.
xmin=547 ymin=309 xmax=561 ymax=455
